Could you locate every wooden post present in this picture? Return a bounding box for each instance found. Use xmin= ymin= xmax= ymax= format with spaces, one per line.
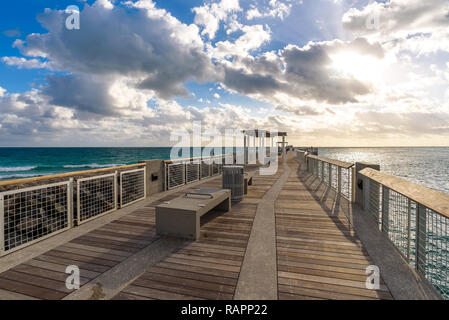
xmin=416 ymin=204 xmax=427 ymax=275
xmin=328 ymin=163 xmax=332 ymax=186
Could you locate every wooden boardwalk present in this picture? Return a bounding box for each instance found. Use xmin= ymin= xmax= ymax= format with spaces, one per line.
xmin=276 ymin=161 xmax=392 ymax=300
xmin=0 ymin=157 xmax=393 ymax=300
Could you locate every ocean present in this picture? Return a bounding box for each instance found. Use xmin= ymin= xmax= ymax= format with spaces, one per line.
xmin=319 ymin=147 xmax=449 ymax=194
xmin=0 ymin=147 xmax=448 ymax=195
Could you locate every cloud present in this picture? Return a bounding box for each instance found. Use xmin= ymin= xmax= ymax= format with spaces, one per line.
xmin=276 ymin=104 xmax=323 ymax=116
xmin=247 ymin=0 xmax=300 ymax=21
xmin=342 ymin=0 xmax=449 ymax=54
xmin=2 ymin=56 xmax=49 ymax=69
xmin=209 ymin=24 xmax=271 ymax=59
xmin=192 ymin=0 xmax=242 ymax=39
xmin=219 ymin=37 xmax=383 ymax=105
xmin=9 ymin=0 xmax=215 ymax=116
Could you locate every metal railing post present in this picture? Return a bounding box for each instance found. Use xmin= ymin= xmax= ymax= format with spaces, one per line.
xmin=416 ymin=204 xmax=427 ymax=275
xmin=116 ymin=171 xmax=120 ymax=209
xmin=351 ymin=166 xmax=356 ymax=203
xmin=338 ymin=166 xmax=342 ymax=195
xmin=0 ymin=194 xmax=4 ymax=255
xmin=407 ymin=198 xmax=412 ymax=262
xmin=143 ymin=167 xmax=147 ymax=198
xmin=76 ymin=178 xmax=81 ymax=225
xmin=68 ymin=178 xmax=74 ymax=229
xmin=382 ymin=186 xmax=390 ymax=234
xmin=320 ymin=161 xmax=324 ymax=180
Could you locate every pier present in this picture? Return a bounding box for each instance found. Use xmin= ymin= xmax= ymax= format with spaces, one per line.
xmin=0 ymin=144 xmax=445 ymax=300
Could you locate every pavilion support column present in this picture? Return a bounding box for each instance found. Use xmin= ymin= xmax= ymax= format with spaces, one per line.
xmin=244 ymin=135 xmax=247 ymax=165
xmin=282 ymin=135 xmax=286 ymax=162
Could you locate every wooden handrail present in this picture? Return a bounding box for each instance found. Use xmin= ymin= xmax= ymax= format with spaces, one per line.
xmin=359 ymin=168 xmax=449 ymax=219
xmin=0 ymin=163 xmax=145 ymax=187
xmin=163 ymin=154 xmax=233 ymax=164
xmin=307 ymin=155 xmax=353 ymax=169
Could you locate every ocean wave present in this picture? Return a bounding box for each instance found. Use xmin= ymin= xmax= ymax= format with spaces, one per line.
xmin=0 ymin=166 xmax=37 ymax=172
xmin=63 ymin=163 xmax=125 ymax=169
xmin=0 ymin=173 xmax=38 ymax=180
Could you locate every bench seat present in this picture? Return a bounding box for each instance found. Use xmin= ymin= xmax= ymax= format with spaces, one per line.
xmin=155 ymin=188 xmax=231 ymax=240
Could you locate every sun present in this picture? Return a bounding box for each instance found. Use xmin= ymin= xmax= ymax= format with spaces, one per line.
xmin=330 ymin=51 xmax=383 ymax=82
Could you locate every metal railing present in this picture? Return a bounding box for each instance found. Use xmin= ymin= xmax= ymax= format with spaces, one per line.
xmin=306 ymin=155 xmax=355 ymax=201
xmin=167 ymin=162 xmax=185 ymax=190
xmin=0 ymin=163 xmax=147 ymax=256
xmin=360 ymin=168 xmax=449 ymax=299
xmin=165 ymin=155 xmax=231 ymax=191
xmin=201 ymin=159 xmax=212 ymax=179
xmin=77 ymin=173 xmax=117 ymax=225
xmin=186 ymin=160 xmax=200 ymax=184
xmin=0 ymin=181 xmax=73 ymax=256
xmin=120 ymin=168 xmax=146 ymax=207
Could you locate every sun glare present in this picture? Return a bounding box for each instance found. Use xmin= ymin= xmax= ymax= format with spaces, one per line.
xmin=330 ymin=51 xmax=383 ymax=82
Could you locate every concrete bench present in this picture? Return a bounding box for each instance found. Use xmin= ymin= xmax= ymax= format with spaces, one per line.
xmin=155 ymin=188 xmax=231 ymax=240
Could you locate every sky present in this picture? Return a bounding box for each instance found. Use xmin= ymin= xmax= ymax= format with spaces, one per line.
xmin=0 ymin=0 xmax=448 ymax=147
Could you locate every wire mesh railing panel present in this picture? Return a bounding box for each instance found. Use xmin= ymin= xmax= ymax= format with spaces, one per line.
xmin=367 ymin=179 xmax=382 ymax=228
xmin=317 ymin=161 xmax=322 ymax=179
xmin=424 ymin=208 xmax=449 ymax=299
xmin=168 ymin=163 xmax=185 ymax=189
xmin=341 ymin=167 xmax=353 ymax=200
xmin=331 ymin=164 xmax=338 ymax=190
xmin=1 ymin=182 xmax=71 ymax=254
xmin=323 ymin=163 xmax=329 ymax=182
xmin=77 ymin=174 xmax=117 ymax=224
xmin=186 ymin=161 xmax=200 ymax=184
xmin=385 ymin=188 xmax=411 ymax=259
xmin=120 ymin=168 xmax=146 ymax=207
xmin=201 ymin=161 xmax=211 ymax=179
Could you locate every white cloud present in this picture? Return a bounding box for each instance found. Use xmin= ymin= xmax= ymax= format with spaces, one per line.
xmin=210 ymin=24 xmax=271 ymax=59
xmin=10 ymin=0 xmax=215 ymax=118
xmin=342 ymin=0 xmax=449 ymax=54
xmin=1 ymin=56 xmax=49 ymax=69
xmin=192 ymin=0 xmax=242 ymax=39
xmin=246 ymin=0 xmax=301 ymax=21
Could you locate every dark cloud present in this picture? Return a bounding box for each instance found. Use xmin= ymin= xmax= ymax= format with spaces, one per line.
xmin=18 ymin=1 xmax=214 ymax=115
xmin=42 ymin=74 xmax=118 ymax=118
xmin=220 ymin=38 xmax=381 ymax=104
